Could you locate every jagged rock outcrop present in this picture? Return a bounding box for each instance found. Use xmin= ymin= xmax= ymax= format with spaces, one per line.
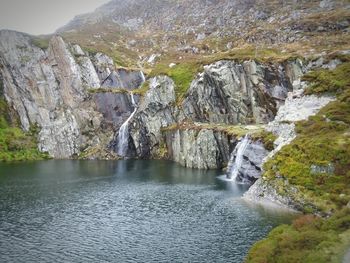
xmin=0 ymin=31 xmax=91 ymax=157
xmin=228 ymin=139 xmax=269 ymax=182
xmin=244 ymin=84 xmax=335 ymax=207
xmin=164 ymin=129 xmax=231 ymax=169
xmin=0 ymin=30 xmax=144 ymax=158
xmin=182 ymin=60 xmax=303 ymax=125
xmin=266 ymin=88 xmax=335 ymax=160
xmin=93 ymin=92 xmax=137 ymax=129
xmin=126 ymin=76 xmax=177 ymax=158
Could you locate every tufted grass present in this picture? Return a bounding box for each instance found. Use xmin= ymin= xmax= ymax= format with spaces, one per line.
xmin=246 ymin=208 xmax=350 ymax=263
xmin=246 ymin=61 xmax=350 ymax=263
xmin=262 ymin=62 xmax=350 ymax=214
xmin=0 ymin=98 xmax=48 ymax=162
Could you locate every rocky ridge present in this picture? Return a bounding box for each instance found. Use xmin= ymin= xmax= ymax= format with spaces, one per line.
xmin=0 ymin=30 xmax=144 ymax=158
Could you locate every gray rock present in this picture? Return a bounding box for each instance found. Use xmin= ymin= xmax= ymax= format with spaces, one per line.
xmin=164 ymin=129 xmax=230 ymax=169
xmin=126 ymin=76 xmax=177 ymax=158
xmin=0 ymin=30 xmax=116 ymax=158
xmin=182 ymin=60 xmax=303 ymax=125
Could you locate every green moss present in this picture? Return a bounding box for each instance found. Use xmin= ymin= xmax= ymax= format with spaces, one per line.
xmin=246 ymin=208 xmax=350 ymax=263
xmin=303 ymin=62 xmax=350 ymax=95
xmin=132 ymin=81 xmax=150 ymax=97
xmin=31 ymin=37 xmax=50 ymax=50
xmin=150 ymin=61 xmax=202 ymax=104
xmin=0 ymin=98 xmax=48 ymax=162
xmin=251 ymin=130 xmax=277 ymax=151
xmin=87 ymin=87 xmax=129 ymax=94
xmin=262 ymin=62 xmax=350 ymax=214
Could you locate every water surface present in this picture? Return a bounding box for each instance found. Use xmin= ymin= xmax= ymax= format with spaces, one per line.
xmin=0 ymin=160 xmax=294 ymax=262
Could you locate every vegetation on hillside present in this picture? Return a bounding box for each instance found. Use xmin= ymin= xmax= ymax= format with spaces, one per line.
xmin=246 ymin=208 xmax=350 ymax=263
xmin=262 ymin=62 xmax=350 ymax=214
xmin=0 ymin=98 xmax=48 ymax=162
xmin=149 ymin=46 xmax=298 ymax=104
xmin=31 ymin=37 xmax=50 ymax=50
xmin=246 ymin=62 xmax=350 ymax=262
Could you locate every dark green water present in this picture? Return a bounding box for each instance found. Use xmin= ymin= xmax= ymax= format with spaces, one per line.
xmin=0 ymin=160 xmax=295 ymax=263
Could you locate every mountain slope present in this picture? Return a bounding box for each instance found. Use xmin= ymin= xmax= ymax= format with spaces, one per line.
xmin=57 ymin=0 xmax=350 ymax=67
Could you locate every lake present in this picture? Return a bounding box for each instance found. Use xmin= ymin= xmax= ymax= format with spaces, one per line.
xmin=0 ymin=160 xmax=294 ymax=262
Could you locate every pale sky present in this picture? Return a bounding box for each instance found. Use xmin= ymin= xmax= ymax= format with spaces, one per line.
xmin=0 ymin=0 xmax=110 ymax=35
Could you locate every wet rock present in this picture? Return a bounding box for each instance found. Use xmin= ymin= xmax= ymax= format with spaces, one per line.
xmin=128 ymin=76 xmax=177 ymax=158
xmin=237 ymin=141 xmax=269 ymax=182
xmin=164 ymin=129 xmax=230 ymax=169
xmin=182 ymin=60 xmax=303 ymax=125
xmin=101 ymin=69 xmax=145 ymax=90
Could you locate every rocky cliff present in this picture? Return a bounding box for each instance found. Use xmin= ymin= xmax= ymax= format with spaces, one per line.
xmin=0 ymin=30 xmax=144 ymax=159
xmin=0 ymin=29 xmax=305 ymax=168
xmin=0 ymin=29 xmax=344 ymax=201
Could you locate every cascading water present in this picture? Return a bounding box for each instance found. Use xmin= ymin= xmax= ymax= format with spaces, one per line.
xmin=140 ymin=71 xmax=146 ymax=83
xmin=227 ymin=134 xmax=250 ymax=180
xmin=117 ymin=92 xmax=137 ymax=157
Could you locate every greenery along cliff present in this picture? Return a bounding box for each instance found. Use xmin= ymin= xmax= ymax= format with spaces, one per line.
xmin=0 ymin=0 xmax=350 ymax=262
xmin=246 ymin=59 xmax=350 ymax=263
xmin=0 ymin=80 xmax=48 ymax=162
xmin=55 ymin=0 xmax=350 ymax=68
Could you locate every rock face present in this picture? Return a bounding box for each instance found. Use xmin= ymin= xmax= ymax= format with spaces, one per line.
xmin=101 ymin=69 xmax=145 ymax=89
xmin=127 ymin=76 xmax=177 ymax=158
xmin=244 ymin=83 xmax=335 ymax=207
xmin=0 ymin=30 xmax=144 ymax=158
xmin=164 ymin=129 xmax=231 ymax=169
xmin=266 ymin=88 xmax=335 ymax=160
xmin=228 ymin=139 xmax=269 ymax=183
xmin=110 ymin=58 xmax=304 ymax=170
xmin=93 ymin=92 xmax=137 ymax=129
xmin=182 ymin=60 xmax=303 ymax=125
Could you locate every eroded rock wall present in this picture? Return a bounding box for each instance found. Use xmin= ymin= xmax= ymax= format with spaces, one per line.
xmin=0 ymin=30 xmax=145 ymax=158
xmin=182 ymin=60 xmax=303 ymax=125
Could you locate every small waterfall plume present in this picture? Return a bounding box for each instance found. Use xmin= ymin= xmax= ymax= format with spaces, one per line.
xmin=117 ymin=92 xmax=137 ymax=157
xmin=227 ymin=134 xmax=250 ymax=180
xmin=140 ymin=71 xmax=146 ymax=83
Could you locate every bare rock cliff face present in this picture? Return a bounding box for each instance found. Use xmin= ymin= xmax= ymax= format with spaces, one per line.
xmin=0 ymin=29 xmax=304 ymax=173
xmin=127 ymin=76 xmax=177 ymax=158
xmin=0 ymin=30 xmax=144 ymax=158
xmin=123 ymin=59 xmax=303 ymax=169
xmin=182 ymin=60 xmax=303 ymax=125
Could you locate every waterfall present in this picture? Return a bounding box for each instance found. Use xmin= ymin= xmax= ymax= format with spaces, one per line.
xmin=140 ymin=71 xmax=146 ymax=83
xmin=227 ymin=134 xmax=250 ymax=180
xmin=117 ymin=92 xmax=137 ymax=156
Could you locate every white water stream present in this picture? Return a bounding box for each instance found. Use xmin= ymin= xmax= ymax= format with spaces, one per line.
xmin=117 ymin=92 xmax=137 ymax=156
xmin=227 ymin=135 xmax=250 ymax=180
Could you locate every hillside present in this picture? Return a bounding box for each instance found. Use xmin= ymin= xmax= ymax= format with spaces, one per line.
xmin=53 ymin=0 xmax=350 ymax=68
xmin=0 ymin=0 xmax=350 ymax=262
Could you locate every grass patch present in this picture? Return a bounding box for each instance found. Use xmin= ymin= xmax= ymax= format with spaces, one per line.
xmin=88 ymin=85 xmax=149 ymax=97
xmin=162 ymin=122 xmax=275 ymax=151
xmin=263 ymin=62 xmax=350 ymax=214
xmin=149 ymin=46 xmax=299 ymax=104
xmin=87 ymin=87 xmax=129 ymax=94
xmin=31 ymin=37 xmax=50 ymax=50
xmin=251 ymin=130 xmax=277 ymax=151
xmin=132 ymin=81 xmax=150 ymax=97
xmin=0 ymin=96 xmax=48 ymax=162
xmin=149 ymin=61 xmax=202 ymax=104
xmin=246 ymin=208 xmax=350 ymax=263
xmin=161 ymin=122 xmax=266 ymax=138
xmin=303 ymin=62 xmax=350 ymax=95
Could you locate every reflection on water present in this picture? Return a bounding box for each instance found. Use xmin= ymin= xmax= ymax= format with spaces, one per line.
xmin=0 ymin=160 xmax=296 ymax=263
